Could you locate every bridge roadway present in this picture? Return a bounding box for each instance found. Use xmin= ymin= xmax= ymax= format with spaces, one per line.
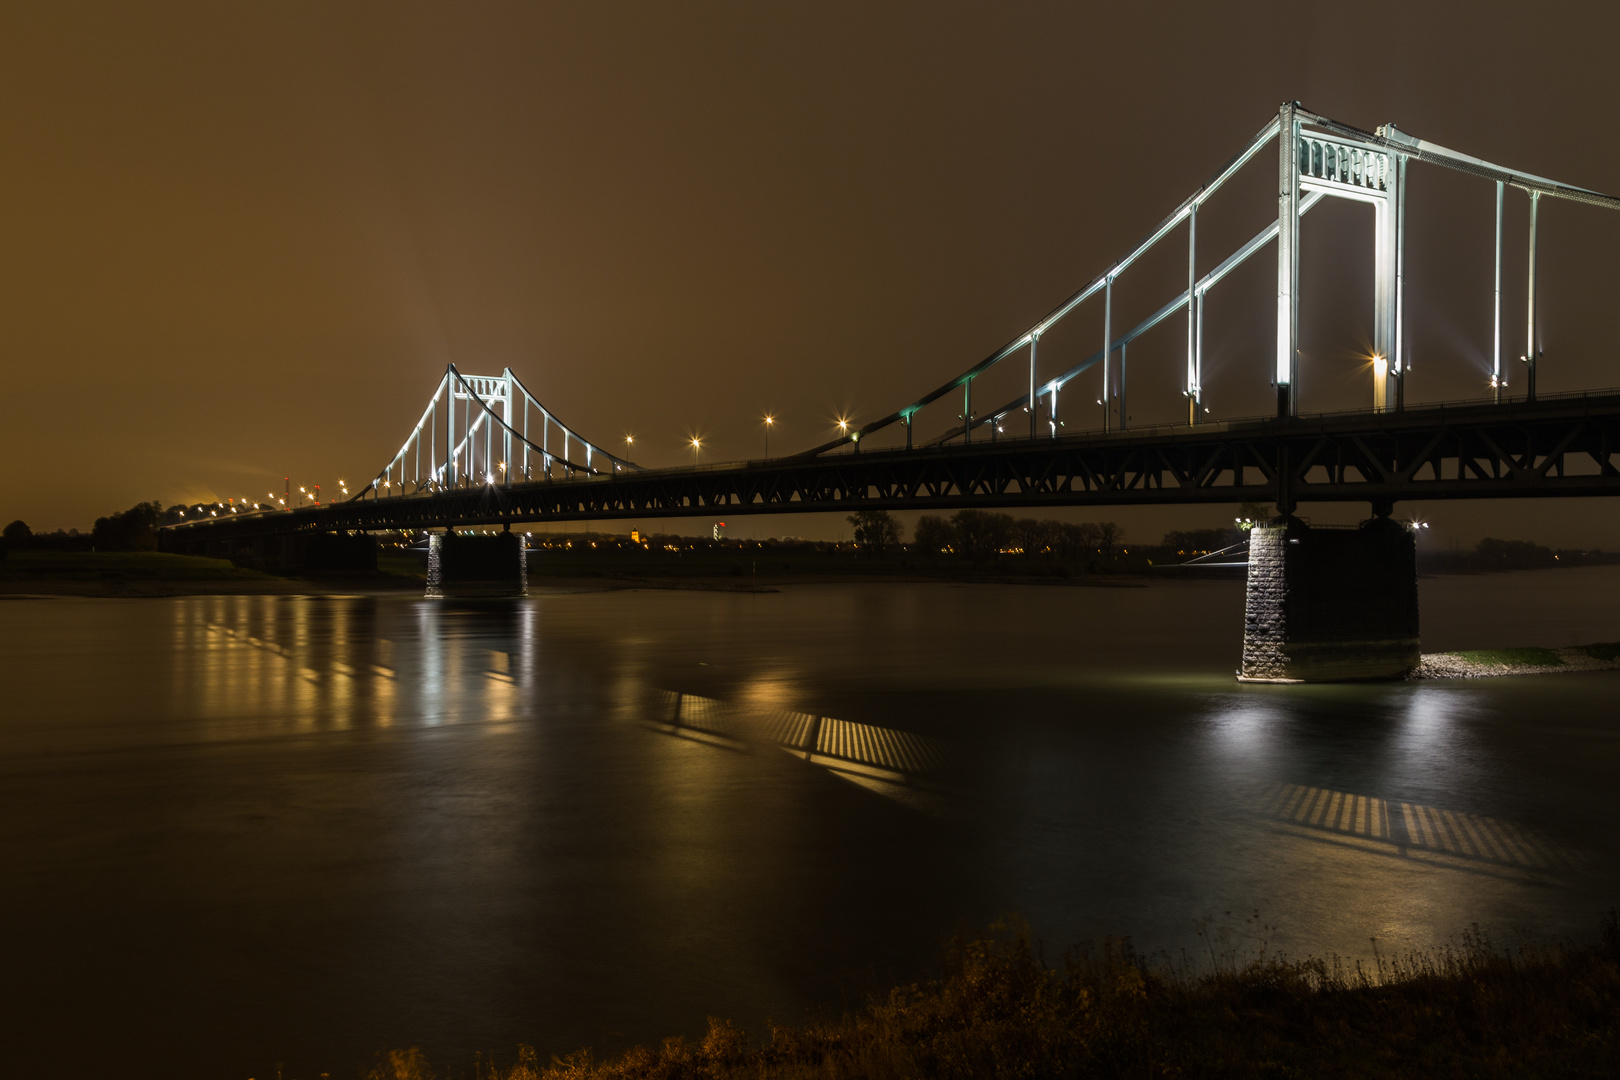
xmin=166 ymin=390 xmax=1620 ymax=544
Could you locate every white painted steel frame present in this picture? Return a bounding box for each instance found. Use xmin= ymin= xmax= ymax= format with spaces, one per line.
xmin=808 ymin=102 xmax=1620 ymax=458
xmin=357 ymin=364 xmax=642 ymax=503
xmin=802 ymin=114 xmax=1285 ymax=456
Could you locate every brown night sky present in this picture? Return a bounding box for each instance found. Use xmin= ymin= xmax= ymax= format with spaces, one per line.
xmin=3 ymin=2 xmax=1619 ymax=546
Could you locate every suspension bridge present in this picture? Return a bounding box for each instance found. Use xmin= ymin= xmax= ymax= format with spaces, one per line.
xmin=167 ymin=101 xmax=1620 ymax=544
xmin=163 ymin=102 xmax=1620 ymax=679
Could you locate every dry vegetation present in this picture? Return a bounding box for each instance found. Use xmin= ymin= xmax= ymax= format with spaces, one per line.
xmin=366 ymin=915 xmax=1620 ymax=1080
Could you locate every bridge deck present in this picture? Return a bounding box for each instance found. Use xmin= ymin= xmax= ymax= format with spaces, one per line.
xmin=165 ymin=392 xmax=1620 ymax=541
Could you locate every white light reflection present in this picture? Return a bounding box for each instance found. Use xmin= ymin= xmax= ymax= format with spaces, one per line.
xmin=415 ymin=602 xmax=448 ymax=725
xmin=1392 ymin=686 xmax=1468 ymax=759
xmin=1204 ymin=698 xmax=1286 ymax=765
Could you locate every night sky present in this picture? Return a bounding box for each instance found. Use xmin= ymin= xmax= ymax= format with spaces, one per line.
xmin=4 ymin=2 xmax=1619 ymax=546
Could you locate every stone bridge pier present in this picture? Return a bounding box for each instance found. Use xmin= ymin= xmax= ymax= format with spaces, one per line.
xmin=1239 ymin=514 xmax=1419 ymax=682
xmin=426 ymin=529 xmax=528 ymax=598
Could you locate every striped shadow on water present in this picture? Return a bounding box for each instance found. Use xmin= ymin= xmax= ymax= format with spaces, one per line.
xmin=652 ymin=690 xmax=954 ymax=811
xmin=1261 ymin=783 xmax=1579 ymax=876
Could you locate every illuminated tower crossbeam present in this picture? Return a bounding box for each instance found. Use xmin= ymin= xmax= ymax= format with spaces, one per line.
xmin=358 ymin=364 xmax=642 ymax=503
xmin=1279 ymin=104 xmax=1403 ymax=415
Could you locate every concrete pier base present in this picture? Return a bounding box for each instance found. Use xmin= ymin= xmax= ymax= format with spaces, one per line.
xmin=426 ymin=531 xmax=528 ymax=598
xmin=1239 ymin=517 xmax=1419 ymax=682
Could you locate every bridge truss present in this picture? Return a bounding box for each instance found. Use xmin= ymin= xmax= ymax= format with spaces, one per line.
xmin=170 ymin=391 xmax=1620 ymax=542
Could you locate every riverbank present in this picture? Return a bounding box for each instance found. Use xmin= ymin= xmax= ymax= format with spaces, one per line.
xmin=0 ymin=549 xmax=1152 ymax=597
xmin=0 ymin=550 xmax=423 ymax=598
xmin=1414 ymin=642 xmax=1620 ymax=679
xmin=523 ymin=542 xmax=1150 ymax=585
xmin=10 ymin=546 xmax=1619 ymax=600
xmin=365 ymin=916 xmax=1620 ymax=1080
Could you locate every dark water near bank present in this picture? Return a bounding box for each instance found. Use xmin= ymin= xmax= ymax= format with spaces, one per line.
xmin=3 ymin=569 xmax=1619 ymax=1078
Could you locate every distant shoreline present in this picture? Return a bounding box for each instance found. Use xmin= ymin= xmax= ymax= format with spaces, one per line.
xmin=7 ymin=550 xmax=1620 ymax=607
xmin=0 ymin=570 xmax=1150 ymax=599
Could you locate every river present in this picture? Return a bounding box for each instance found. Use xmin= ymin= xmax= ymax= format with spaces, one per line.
xmin=2 ymin=568 xmax=1618 ymax=1078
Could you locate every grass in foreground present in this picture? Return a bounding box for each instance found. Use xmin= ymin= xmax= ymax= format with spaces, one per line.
xmin=368 ymin=915 xmax=1620 ymax=1080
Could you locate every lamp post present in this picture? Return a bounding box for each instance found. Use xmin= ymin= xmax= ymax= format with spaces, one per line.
xmin=690 ymin=437 xmax=701 ymax=467
xmin=762 ymin=415 xmax=774 ymax=458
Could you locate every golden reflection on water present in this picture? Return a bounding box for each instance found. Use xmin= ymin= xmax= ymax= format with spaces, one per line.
xmin=1262 ymin=782 xmax=1577 ymax=875
xmin=170 ymin=595 xmax=538 ymax=735
xmin=652 ymin=689 xmax=952 ymax=812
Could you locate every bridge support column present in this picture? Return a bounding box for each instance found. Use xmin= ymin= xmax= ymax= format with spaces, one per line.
xmin=425 ymin=530 xmax=528 ymax=598
xmin=1239 ymin=516 xmax=1418 ymax=683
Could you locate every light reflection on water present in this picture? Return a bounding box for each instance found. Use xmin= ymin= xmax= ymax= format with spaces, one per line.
xmin=2 ymin=571 xmax=1619 ymax=1080
xmin=1261 ymin=782 xmax=1578 ymax=876
xmin=653 ymin=688 xmax=954 ymax=813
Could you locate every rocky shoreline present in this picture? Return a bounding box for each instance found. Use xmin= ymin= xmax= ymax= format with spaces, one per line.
xmin=1412 ymin=643 xmax=1620 ymax=679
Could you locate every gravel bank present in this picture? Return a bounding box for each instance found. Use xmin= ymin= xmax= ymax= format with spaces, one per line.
xmin=1412 ymin=644 xmax=1620 ymax=679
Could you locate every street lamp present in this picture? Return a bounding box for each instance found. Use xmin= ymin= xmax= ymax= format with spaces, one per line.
xmin=690 ymin=437 xmax=702 ymax=466
xmin=762 ymin=415 xmax=774 ymax=458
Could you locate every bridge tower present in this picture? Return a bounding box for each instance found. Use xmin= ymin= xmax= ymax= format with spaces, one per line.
xmin=1277 ymin=102 xmax=1405 ymax=417
xmin=163 ymin=103 xmax=1620 ymax=676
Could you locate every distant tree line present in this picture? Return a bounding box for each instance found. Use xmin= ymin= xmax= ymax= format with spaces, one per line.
xmin=847 ymin=510 xmax=902 ymax=555
xmin=851 ymin=509 xmax=1128 ymax=565
xmin=3 ymin=500 xmax=176 ymax=555
xmin=2 ymin=519 xmax=92 ymax=555
xmin=8 ymin=496 xmax=1616 ymax=581
xmin=1419 ymin=537 xmax=1620 ymax=574
xmin=92 ymin=501 xmax=163 ymax=551
xmin=1161 ymin=527 xmax=1244 ymax=557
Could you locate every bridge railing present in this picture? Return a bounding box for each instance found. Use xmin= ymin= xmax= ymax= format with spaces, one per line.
xmin=335 ymin=382 xmax=1620 ymax=503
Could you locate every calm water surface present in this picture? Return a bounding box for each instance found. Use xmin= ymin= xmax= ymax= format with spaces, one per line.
xmin=3 ymin=569 xmax=1619 ymax=1078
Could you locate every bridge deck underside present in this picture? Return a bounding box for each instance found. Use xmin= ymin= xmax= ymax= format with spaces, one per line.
xmin=167 ymin=396 xmax=1620 ymax=539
